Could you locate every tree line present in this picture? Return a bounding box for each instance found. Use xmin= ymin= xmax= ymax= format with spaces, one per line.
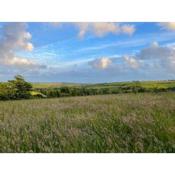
xmin=0 ymin=75 xmax=175 ymax=100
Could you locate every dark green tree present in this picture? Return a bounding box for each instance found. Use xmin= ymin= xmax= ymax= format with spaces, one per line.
xmin=8 ymin=75 xmax=32 ymax=99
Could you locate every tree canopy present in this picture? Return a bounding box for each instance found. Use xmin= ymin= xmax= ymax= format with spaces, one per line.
xmin=0 ymin=75 xmax=32 ymax=100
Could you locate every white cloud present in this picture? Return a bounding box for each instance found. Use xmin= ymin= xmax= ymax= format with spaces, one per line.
xmin=124 ymin=56 xmax=140 ymax=69
xmin=137 ymin=42 xmax=170 ymax=60
xmin=2 ymin=23 xmax=34 ymax=51
xmin=121 ymin=24 xmax=136 ymax=36
xmin=90 ymin=23 xmax=119 ymax=37
xmin=89 ymin=57 xmax=112 ymax=69
xmin=25 ymin=42 xmax=34 ymax=51
xmin=4 ymin=57 xmax=34 ymax=67
xmin=75 ymin=22 xmax=136 ymax=38
xmin=88 ymin=41 xmax=175 ymax=73
xmin=88 ymin=55 xmax=140 ymax=71
xmin=137 ymin=42 xmax=171 ymax=59
xmin=4 ymin=57 xmax=46 ymax=69
xmin=159 ymin=22 xmax=175 ymax=31
xmin=75 ymin=23 xmax=89 ymax=38
xmin=135 ymin=41 xmax=175 ymax=72
xmin=0 ymin=23 xmax=45 ymax=69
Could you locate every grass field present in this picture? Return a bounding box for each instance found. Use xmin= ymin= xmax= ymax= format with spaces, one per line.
xmin=32 ymin=82 xmax=82 ymax=89
xmin=0 ymin=92 xmax=175 ymax=153
xmin=32 ymin=80 xmax=175 ymax=90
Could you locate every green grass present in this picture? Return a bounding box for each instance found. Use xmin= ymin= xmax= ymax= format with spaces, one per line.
xmin=32 ymin=80 xmax=175 ymax=90
xmin=0 ymin=92 xmax=175 ymax=152
xmin=32 ymin=82 xmax=82 ymax=89
xmin=85 ymin=80 xmax=175 ymax=89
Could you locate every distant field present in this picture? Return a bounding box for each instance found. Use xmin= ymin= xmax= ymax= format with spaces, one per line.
xmin=32 ymin=82 xmax=82 ymax=89
xmin=0 ymin=92 xmax=175 ymax=153
xmin=31 ymin=80 xmax=175 ymax=99
xmin=82 ymin=80 xmax=175 ymax=89
xmin=32 ymin=80 xmax=175 ymax=89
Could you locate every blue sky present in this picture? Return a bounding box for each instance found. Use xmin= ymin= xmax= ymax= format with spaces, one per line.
xmin=0 ymin=22 xmax=175 ymax=82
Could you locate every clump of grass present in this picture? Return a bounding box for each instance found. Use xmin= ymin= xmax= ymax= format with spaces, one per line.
xmin=0 ymin=92 xmax=175 ymax=152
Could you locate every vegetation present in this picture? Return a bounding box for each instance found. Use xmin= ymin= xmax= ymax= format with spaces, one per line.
xmin=0 ymin=75 xmax=32 ymax=100
xmin=36 ymin=80 xmax=175 ymax=98
xmin=1 ymin=75 xmax=175 ymax=100
xmin=0 ymin=93 xmax=175 ymax=152
xmin=1 ymin=75 xmax=175 ymax=152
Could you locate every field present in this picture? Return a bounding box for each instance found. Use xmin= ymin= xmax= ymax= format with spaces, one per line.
xmin=32 ymin=82 xmax=82 ymax=89
xmin=32 ymin=80 xmax=175 ymax=98
xmin=0 ymin=92 xmax=175 ymax=153
xmin=32 ymin=80 xmax=175 ymax=90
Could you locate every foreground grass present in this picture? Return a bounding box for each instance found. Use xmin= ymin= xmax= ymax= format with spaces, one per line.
xmin=0 ymin=93 xmax=175 ymax=152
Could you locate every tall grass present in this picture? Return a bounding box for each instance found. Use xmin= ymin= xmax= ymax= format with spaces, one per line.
xmin=0 ymin=92 xmax=175 ymax=152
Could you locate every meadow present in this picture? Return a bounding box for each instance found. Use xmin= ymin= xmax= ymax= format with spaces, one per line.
xmin=0 ymin=92 xmax=175 ymax=153
xmin=33 ymin=80 xmax=175 ymax=90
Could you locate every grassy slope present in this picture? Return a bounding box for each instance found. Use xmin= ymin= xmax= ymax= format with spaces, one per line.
xmin=86 ymin=80 xmax=175 ymax=89
xmin=32 ymin=82 xmax=82 ymax=89
xmin=0 ymin=92 xmax=175 ymax=153
xmin=32 ymin=80 xmax=175 ymax=90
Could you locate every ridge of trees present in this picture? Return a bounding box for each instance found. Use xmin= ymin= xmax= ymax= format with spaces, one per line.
xmin=1 ymin=75 xmax=175 ymax=100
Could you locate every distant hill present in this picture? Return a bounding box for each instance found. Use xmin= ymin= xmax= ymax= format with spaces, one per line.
xmin=32 ymin=80 xmax=175 ymax=90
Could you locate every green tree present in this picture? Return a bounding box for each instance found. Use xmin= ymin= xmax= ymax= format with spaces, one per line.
xmin=8 ymin=75 xmax=32 ymax=99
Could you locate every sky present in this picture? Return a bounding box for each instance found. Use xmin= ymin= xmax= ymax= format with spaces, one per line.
xmin=0 ymin=22 xmax=175 ymax=83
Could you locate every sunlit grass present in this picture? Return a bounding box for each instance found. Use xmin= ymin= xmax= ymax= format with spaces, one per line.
xmin=0 ymin=92 xmax=175 ymax=152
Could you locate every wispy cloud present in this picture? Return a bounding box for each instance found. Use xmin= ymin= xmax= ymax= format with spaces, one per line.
xmin=77 ymin=31 xmax=175 ymax=53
